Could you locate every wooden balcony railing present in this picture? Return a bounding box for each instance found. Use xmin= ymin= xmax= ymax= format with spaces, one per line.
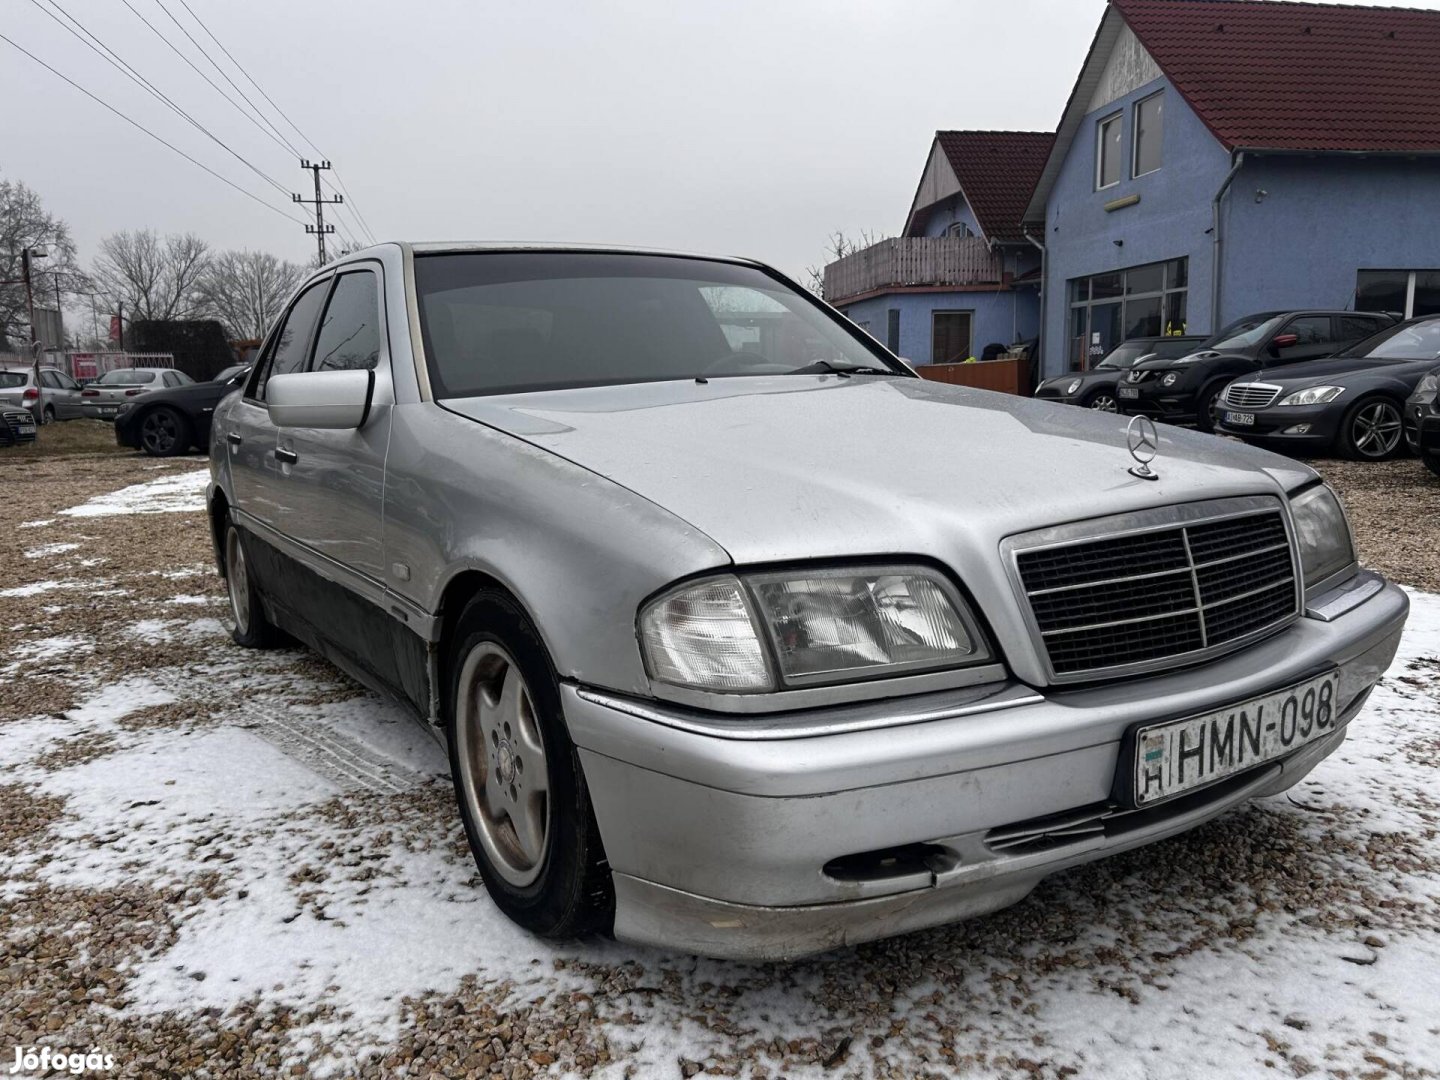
xmin=822 ymin=236 xmax=1006 ymax=303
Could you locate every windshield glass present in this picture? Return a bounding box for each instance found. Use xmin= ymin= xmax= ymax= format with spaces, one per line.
xmin=1347 ymin=319 xmax=1440 ymax=361
xmin=97 ymin=369 xmax=157 ymax=385
xmin=214 ymin=365 xmax=247 ymax=383
xmin=0 ymin=372 xmax=27 ymax=388
xmin=1095 ymin=342 xmax=1154 ymax=370
xmin=1203 ymin=314 xmax=1285 ymax=352
xmin=414 ymin=252 xmax=901 ymax=397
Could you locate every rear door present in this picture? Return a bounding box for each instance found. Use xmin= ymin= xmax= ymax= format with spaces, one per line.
xmin=226 ymin=275 xmax=332 ymax=532
xmin=1269 ymin=314 xmax=1339 ymax=365
xmin=270 ymin=265 xmax=391 ymax=583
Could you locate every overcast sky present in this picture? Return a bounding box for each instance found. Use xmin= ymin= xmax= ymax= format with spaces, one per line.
xmin=8 ymin=0 xmax=1440 ymax=284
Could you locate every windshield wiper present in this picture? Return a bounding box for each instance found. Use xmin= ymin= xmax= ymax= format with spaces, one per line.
xmin=788 ymin=359 xmax=899 ymax=377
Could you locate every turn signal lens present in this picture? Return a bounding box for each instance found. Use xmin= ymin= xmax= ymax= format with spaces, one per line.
xmin=639 ymin=577 xmax=772 ymax=693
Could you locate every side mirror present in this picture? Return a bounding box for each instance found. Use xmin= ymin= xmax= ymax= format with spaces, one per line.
xmin=266 ymin=369 xmax=372 ymax=429
xmin=1271 ymin=333 xmax=1300 ymax=350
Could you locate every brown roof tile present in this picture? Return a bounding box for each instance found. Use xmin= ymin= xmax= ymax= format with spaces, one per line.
xmin=934 ymin=130 xmax=1055 ymax=242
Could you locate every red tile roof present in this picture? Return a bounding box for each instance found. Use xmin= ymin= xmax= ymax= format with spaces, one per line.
xmin=935 ymin=130 xmax=1055 ymax=242
xmin=1115 ymin=0 xmax=1440 ymax=153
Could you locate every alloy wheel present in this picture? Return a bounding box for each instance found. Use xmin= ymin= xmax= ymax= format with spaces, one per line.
xmin=455 ymin=641 xmax=550 ymax=887
xmin=141 ymin=411 xmax=178 ymax=454
xmin=1089 ymin=394 xmax=1118 ymax=412
xmin=1351 ymin=401 xmax=1403 ymax=458
xmin=225 ymin=527 xmax=250 ymax=635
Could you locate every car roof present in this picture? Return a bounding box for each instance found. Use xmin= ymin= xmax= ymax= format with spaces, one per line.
xmin=334 ymin=241 xmax=765 ymax=270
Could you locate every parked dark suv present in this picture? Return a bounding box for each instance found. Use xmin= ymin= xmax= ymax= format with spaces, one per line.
xmin=1117 ymin=310 xmax=1397 ymax=432
xmin=1034 ymin=335 xmax=1205 ymax=412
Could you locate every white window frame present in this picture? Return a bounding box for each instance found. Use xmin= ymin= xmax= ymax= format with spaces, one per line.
xmin=1132 ymin=90 xmax=1165 ymax=179
xmin=1096 ymin=112 xmax=1123 ymax=191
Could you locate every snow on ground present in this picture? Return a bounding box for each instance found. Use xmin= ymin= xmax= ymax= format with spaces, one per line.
xmin=58 ymin=467 xmax=209 ymax=518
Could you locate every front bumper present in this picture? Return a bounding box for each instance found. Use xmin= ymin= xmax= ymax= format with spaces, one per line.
xmin=1116 ymin=377 xmax=1198 ymax=423
xmin=1213 ymin=401 xmax=1343 ymax=451
xmin=567 ymin=574 xmax=1408 ymax=959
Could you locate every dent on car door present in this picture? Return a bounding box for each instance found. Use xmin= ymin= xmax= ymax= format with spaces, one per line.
xmin=227 ymin=276 xmax=332 ymax=532
xmin=270 ymin=266 xmax=391 ymax=584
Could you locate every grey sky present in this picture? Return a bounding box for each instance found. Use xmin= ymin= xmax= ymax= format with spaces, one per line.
xmin=8 ymin=0 xmax=1440 ymax=282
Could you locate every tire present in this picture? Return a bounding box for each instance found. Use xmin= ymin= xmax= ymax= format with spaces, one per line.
xmin=40 ymin=405 xmax=55 ymax=425
xmin=446 ymin=589 xmax=612 ymax=939
xmin=138 ymin=406 xmax=191 ymax=457
xmin=1422 ymin=450 xmax=1440 ymax=480
xmin=1340 ymin=396 xmax=1405 ymax=461
xmin=1196 ymin=382 xmax=1226 ymax=434
xmin=1084 ymin=390 xmax=1119 ymax=413
xmin=222 ymin=516 xmax=281 ymax=648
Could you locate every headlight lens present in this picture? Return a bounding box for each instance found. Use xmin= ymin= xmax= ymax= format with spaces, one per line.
xmin=1289 ymin=485 xmax=1354 ymax=588
xmin=639 ymin=566 xmax=989 ymax=693
xmin=115 ymin=401 xmax=135 ymax=416
xmin=1416 ymin=373 xmax=1438 ymax=398
xmin=1065 ymin=379 xmax=1082 ymax=395
xmin=1278 ymin=385 xmax=1345 ymax=407
xmin=1160 ymin=371 xmax=1178 ymax=387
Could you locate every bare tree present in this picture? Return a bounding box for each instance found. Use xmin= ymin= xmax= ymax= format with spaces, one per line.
xmin=0 ymin=179 xmax=83 ymax=350
xmin=804 ymin=229 xmax=887 ymax=298
xmin=92 ymin=230 xmax=212 ymax=323
xmin=198 ymin=249 xmax=307 ymax=339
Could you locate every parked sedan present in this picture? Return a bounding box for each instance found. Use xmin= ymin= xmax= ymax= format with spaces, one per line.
xmin=0 ymin=364 xmax=87 ymax=423
xmin=1118 ymin=310 xmax=1396 ymax=432
xmin=114 ymin=365 xmax=250 ymax=457
xmin=0 ymin=404 xmax=38 ymax=446
xmin=1034 ymin=335 xmax=1204 ymax=411
xmin=208 ymin=243 xmax=1407 ymax=960
xmin=1407 ymin=363 xmax=1440 ymax=478
xmin=80 ymin=367 xmax=193 ymax=419
xmin=1214 ymin=316 xmax=1440 ymax=460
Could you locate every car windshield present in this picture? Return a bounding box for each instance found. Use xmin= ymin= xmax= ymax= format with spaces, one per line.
xmin=0 ymin=372 xmax=27 ymax=388
xmin=413 ymin=252 xmax=903 ymax=397
xmin=1095 ymin=342 xmax=1155 ymax=370
xmin=96 ymin=369 xmax=157 ymax=385
xmin=1202 ymin=314 xmax=1286 ymax=351
xmin=1343 ymin=318 xmax=1440 ymax=361
xmin=214 ymin=365 xmax=247 ymax=383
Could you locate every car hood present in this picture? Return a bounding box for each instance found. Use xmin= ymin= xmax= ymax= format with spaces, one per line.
xmin=445 ymin=376 xmax=1313 ymax=566
xmin=1134 ymin=349 xmax=1230 ymax=370
xmin=1252 ymin=356 xmax=1438 ymax=387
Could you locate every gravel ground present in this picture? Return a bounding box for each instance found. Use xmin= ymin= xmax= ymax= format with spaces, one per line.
xmin=1 ymin=449 xmax=1438 ymax=1079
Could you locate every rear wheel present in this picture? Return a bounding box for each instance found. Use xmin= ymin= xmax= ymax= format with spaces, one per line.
xmin=447 ymin=589 xmax=612 ymax=939
xmin=139 ymin=406 xmax=191 ymax=457
xmin=223 ymin=517 xmax=280 ymax=648
xmin=1085 ymin=390 xmax=1118 ymax=413
xmin=40 ymin=405 xmax=55 ymax=425
xmin=1341 ymin=396 xmax=1405 ymax=461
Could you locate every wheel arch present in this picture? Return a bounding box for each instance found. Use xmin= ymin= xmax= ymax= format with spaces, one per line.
xmin=207 ymin=484 xmax=230 ymax=578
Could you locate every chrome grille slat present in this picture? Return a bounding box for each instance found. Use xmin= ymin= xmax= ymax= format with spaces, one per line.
xmin=1224 ymin=382 xmax=1282 ymax=409
xmin=1014 ymin=507 xmax=1299 ymax=678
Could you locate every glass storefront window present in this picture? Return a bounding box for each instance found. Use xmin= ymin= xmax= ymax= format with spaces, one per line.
xmin=1067 ymin=258 xmax=1189 ymax=370
xmin=1414 ymin=272 xmax=1440 ymax=318
xmin=1355 ymin=269 xmax=1440 ymax=319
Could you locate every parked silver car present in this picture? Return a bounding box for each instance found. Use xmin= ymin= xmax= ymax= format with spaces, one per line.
xmin=0 ymin=364 xmax=86 ymax=423
xmin=208 ymin=243 xmax=1409 ymax=960
xmin=81 ymin=367 xmax=193 ymax=419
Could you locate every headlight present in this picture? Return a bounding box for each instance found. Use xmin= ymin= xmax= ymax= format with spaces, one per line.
xmin=639 ymin=566 xmax=989 ymax=693
xmin=1289 ymin=485 xmax=1354 ymax=588
xmin=115 ymin=401 xmax=135 ymax=416
xmin=1416 ymin=373 xmax=1438 ymax=398
xmin=1065 ymin=379 xmax=1082 ymax=395
xmin=1278 ymin=385 xmax=1344 ymax=407
xmin=1160 ymin=371 xmax=1178 ymax=387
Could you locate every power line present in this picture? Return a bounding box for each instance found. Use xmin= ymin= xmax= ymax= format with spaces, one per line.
xmin=27 ymin=0 xmax=293 ymax=199
xmin=0 ymin=32 xmax=312 ymax=228
xmin=170 ymin=0 xmax=379 ymax=244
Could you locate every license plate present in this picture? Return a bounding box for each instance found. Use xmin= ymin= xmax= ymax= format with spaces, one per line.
xmin=99 ymin=407 xmax=117 ymax=416
xmin=18 ymin=424 xmax=35 ymax=436
xmin=1118 ymin=387 xmax=1139 ymax=399
xmin=1130 ymin=671 xmax=1340 ymax=807
xmin=1225 ymin=410 xmax=1256 ymax=427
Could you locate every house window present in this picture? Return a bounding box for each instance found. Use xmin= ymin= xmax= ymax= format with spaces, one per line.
xmin=932 ymin=311 xmax=973 ymax=364
xmin=1097 ymin=113 xmax=1123 ymax=189
xmin=1133 ymin=91 xmax=1164 ymax=177
xmin=946 ymin=222 xmax=974 ymax=239
xmin=886 ymin=309 xmax=900 ymax=353
xmin=1355 ymin=269 xmax=1440 ymax=319
xmin=1067 ymin=258 xmax=1188 ymax=371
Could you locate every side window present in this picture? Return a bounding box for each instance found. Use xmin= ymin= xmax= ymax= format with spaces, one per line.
xmin=58 ymin=372 xmax=80 ymax=391
xmin=1339 ymin=315 xmax=1383 ymax=341
xmin=175 ymin=371 xmax=194 ymax=385
xmin=310 ymin=271 xmax=381 ymax=372
xmin=162 ymin=371 xmax=180 ymax=388
xmin=39 ymin=370 xmax=61 ymax=389
xmin=1280 ymin=316 xmax=1331 ymax=345
xmin=252 ymin=278 xmax=331 ymax=399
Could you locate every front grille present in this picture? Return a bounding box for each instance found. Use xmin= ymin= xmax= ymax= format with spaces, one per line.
xmin=1224 ymin=382 xmax=1281 ymax=409
xmin=1015 ymin=509 xmax=1298 ymax=678
xmin=2 ymin=409 xmax=34 ymax=439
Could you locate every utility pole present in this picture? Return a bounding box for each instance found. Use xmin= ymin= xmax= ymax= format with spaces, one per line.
xmin=117 ymin=301 xmax=125 ymax=351
xmin=21 ymin=247 xmax=45 ymax=346
xmin=293 ymin=159 xmax=341 ymax=266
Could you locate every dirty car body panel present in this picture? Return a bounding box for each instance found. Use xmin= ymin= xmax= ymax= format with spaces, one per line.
xmin=208 ymin=243 xmax=1409 ymax=959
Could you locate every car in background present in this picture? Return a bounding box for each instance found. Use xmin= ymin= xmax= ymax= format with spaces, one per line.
xmin=1118 ymin=310 xmax=1396 ymax=432
xmin=114 ymin=364 xmax=250 ymax=457
xmin=80 ymin=367 xmax=193 ymax=420
xmin=0 ymin=364 xmax=86 ymax=424
xmin=0 ymin=404 xmax=38 ymax=446
xmin=1406 ymin=362 xmax=1440 ymax=478
xmin=1034 ymin=335 xmax=1204 ymax=412
xmin=1214 ymin=316 xmax=1440 ymax=460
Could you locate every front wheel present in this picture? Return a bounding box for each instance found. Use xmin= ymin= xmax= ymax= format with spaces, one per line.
xmin=1085 ymin=390 xmax=1118 ymax=413
xmin=1196 ymin=384 xmax=1225 ymax=434
xmin=1341 ymin=397 xmax=1405 ymax=461
xmin=447 ymin=590 xmax=612 ymax=939
xmin=139 ymin=406 xmax=191 ymax=457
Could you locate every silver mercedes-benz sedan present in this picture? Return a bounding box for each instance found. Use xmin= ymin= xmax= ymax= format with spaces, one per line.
xmin=207 ymin=243 xmax=1408 ymax=960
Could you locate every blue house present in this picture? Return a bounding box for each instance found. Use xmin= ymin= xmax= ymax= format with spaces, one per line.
xmin=1024 ymin=0 xmax=1440 ymax=377
xmin=824 ymin=131 xmax=1053 ymax=364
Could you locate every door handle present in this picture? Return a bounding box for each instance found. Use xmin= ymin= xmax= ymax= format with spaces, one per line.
xmin=226 ymin=433 xmax=242 ymax=446
xmin=274 ymin=447 xmax=298 ymax=464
